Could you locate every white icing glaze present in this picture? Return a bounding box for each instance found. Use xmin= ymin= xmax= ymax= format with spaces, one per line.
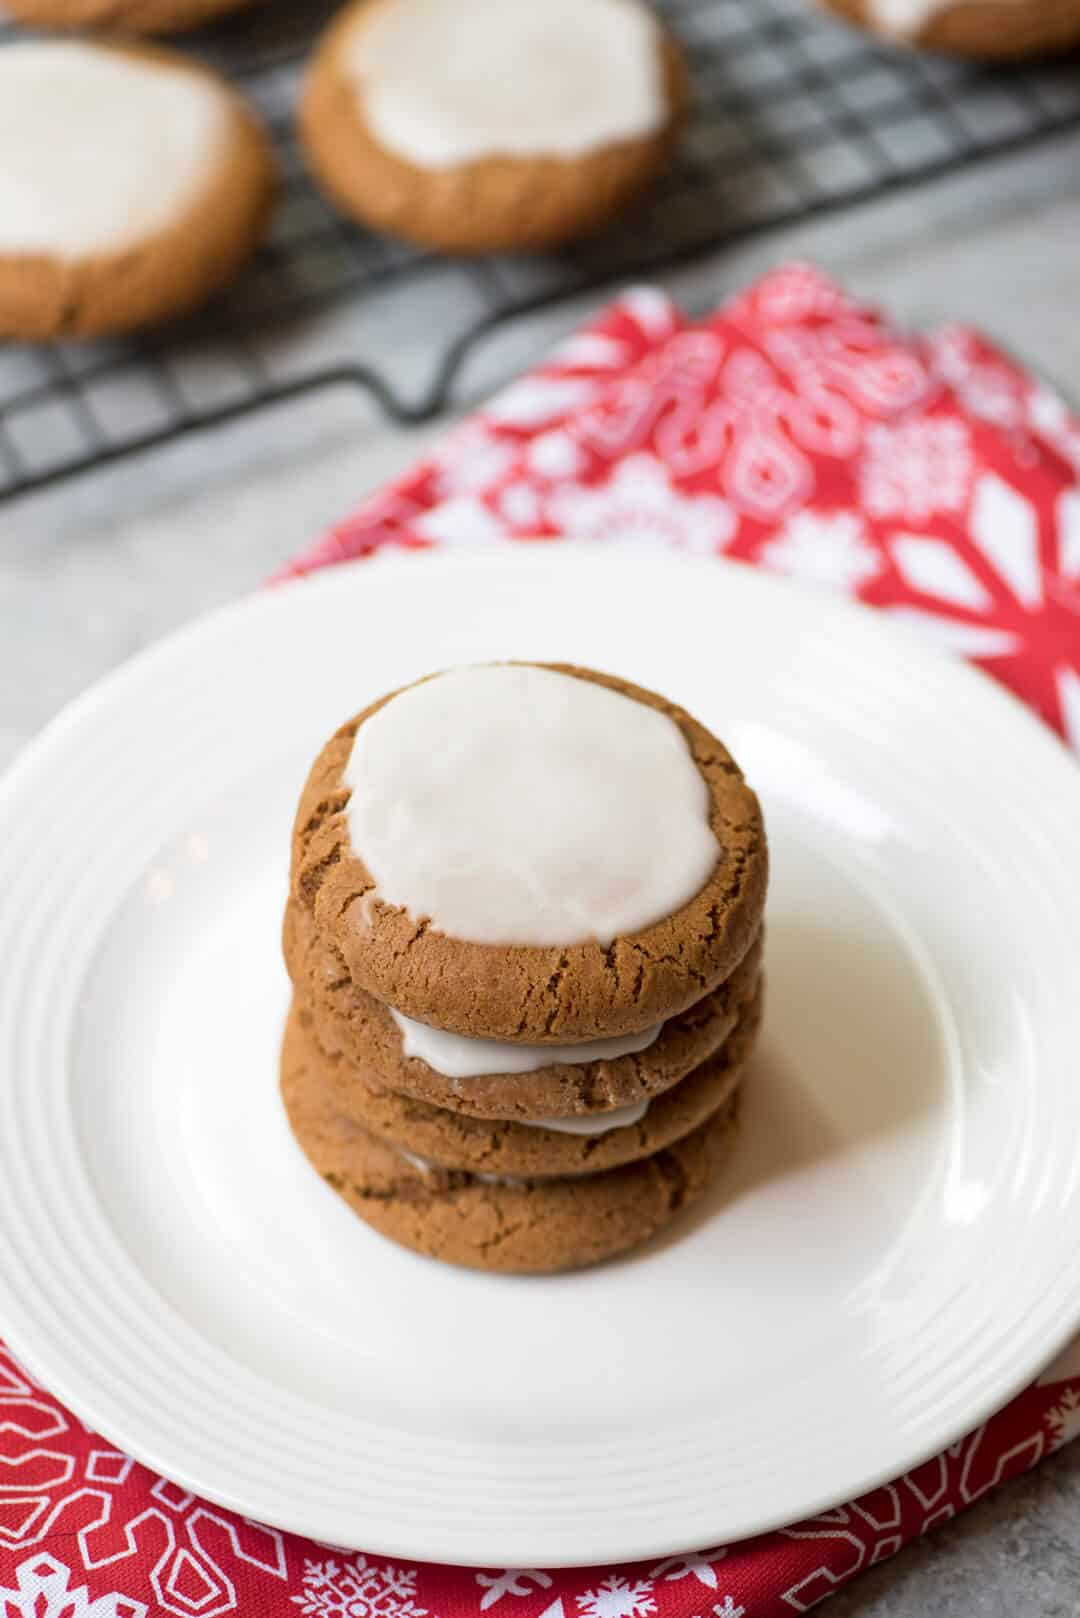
xmin=521 ymin=1099 xmax=649 ymax=1136
xmin=344 ymin=0 xmax=665 ymax=169
xmin=390 ymin=1007 xmax=662 ymax=1079
xmin=0 ymin=42 xmax=228 ymax=258
xmin=398 ymin=1147 xmax=439 ymax=1178
xmin=345 ymin=665 xmax=719 ymax=948
xmin=394 ymin=1146 xmax=524 ymax=1188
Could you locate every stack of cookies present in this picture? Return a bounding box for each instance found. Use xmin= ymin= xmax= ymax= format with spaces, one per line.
xmin=281 ymin=663 xmax=767 ymax=1273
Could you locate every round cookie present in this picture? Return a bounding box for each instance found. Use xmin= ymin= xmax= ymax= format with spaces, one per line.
xmin=282 ymin=984 xmax=760 ymax=1179
xmin=818 ymin=0 xmax=1080 ymax=54
xmin=281 ymin=1068 xmax=741 ymax=1273
xmin=284 ymin=896 xmax=763 ymax=1119
xmin=0 ymin=41 xmax=274 ymax=340
xmin=298 ymin=0 xmax=688 ymax=253
xmin=291 ymin=663 xmax=768 ymax=1045
xmin=3 ymin=0 xmax=255 ymax=32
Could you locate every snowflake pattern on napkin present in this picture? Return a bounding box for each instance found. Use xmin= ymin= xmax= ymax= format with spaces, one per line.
xmin=281 ymin=264 xmax=1080 ymax=749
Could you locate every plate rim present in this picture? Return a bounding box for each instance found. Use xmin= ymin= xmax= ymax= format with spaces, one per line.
xmin=2 ymin=545 xmax=1079 ymax=1567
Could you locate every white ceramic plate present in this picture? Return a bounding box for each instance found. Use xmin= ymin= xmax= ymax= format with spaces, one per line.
xmin=1 ymin=548 xmax=1079 ymax=1568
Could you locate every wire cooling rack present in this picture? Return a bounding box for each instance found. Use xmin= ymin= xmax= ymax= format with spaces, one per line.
xmin=1 ymin=0 xmax=1079 ymax=503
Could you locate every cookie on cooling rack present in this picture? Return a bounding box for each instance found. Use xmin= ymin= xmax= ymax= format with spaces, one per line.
xmin=2 ymin=0 xmax=255 ymax=31
xmin=819 ymin=0 xmax=1080 ymax=55
xmin=0 ymin=40 xmax=274 ymax=340
xmin=298 ymin=0 xmax=688 ymax=253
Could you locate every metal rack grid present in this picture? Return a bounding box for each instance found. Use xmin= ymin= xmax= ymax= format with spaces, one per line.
xmin=1 ymin=0 xmax=1079 ymax=504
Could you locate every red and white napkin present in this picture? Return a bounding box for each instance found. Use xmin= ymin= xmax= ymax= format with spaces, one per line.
xmin=281 ymin=262 xmax=1080 ymax=748
xmin=3 ymin=264 xmax=1078 ymax=1618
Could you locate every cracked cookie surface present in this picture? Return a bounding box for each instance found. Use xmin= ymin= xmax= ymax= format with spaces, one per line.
xmin=290 ymin=664 xmax=768 ymax=1043
xmin=285 ymin=896 xmax=762 ymax=1118
xmin=281 ymin=983 xmax=761 ymax=1178
xmin=281 ymin=1060 xmax=742 ymax=1274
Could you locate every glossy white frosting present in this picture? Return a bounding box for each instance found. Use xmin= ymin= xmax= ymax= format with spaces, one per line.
xmin=390 ymin=1007 xmax=662 ymax=1078
xmin=343 ymin=0 xmax=665 ymax=168
xmin=521 ymin=1100 xmax=649 ymax=1136
xmin=345 ymin=665 xmax=719 ymax=948
xmin=0 ymin=42 xmax=228 ymax=258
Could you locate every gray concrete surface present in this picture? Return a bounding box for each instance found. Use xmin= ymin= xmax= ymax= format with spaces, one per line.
xmin=825 ymin=1441 xmax=1080 ymax=1617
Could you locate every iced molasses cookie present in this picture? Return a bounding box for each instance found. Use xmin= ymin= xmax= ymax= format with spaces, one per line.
xmin=282 ymin=1066 xmax=741 ymax=1274
xmin=298 ymin=0 xmax=687 ymax=252
xmin=285 ymin=897 xmax=762 ymax=1119
xmin=3 ymin=0 xmax=254 ymax=31
xmin=282 ymin=985 xmax=761 ymax=1180
xmin=818 ymin=0 xmax=1080 ymax=54
xmin=0 ymin=41 xmax=274 ymax=339
xmin=291 ymin=663 xmax=768 ymax=1043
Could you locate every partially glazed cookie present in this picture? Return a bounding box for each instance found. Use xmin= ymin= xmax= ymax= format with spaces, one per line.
xmin=291 ymin=664 xmax=768 ymax=1043
xmin=282 ymin=1068 xmax=741 ymax=1274
xmin=3 ymin=0 xmax=255 ymax=32
xmin=284 ymin=897 xmax=762 ymax=1118
xmin=0 ymin=41 xmax=274 ymax=339
xmin=282 ymin=985 xmax=760 ymax=1179
xmin=817 ymin=0 xmax=1080 ymax=53
xmin=299 ymin=0 xmax=687 ymax=252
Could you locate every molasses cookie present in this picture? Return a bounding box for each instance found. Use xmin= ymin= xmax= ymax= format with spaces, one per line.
xmin=0 ymin=41 xmax=274 ymax=339
xmin=291 ymin=664 xmax=767 ymax=1043
xmin=282 ymin=1064 xmax=742 ymax=1273
xmin=284 ymin=897 xmax=763 ymax=1118
xmin=282 ymin=984 xmax=761 ymax=1179
xmin=818 ymin=0 xmax=1080 ymax=55
xmin=3 ymin=0 xmax=255 ymax=32
xmin=298 ymin=0 xmax=687 ymax=252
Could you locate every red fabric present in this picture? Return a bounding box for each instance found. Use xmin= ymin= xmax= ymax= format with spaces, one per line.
xmin=5 ymin=264 xmax=1079 ymax=1618
xmin=278 ymin=264 xmax=1080 ymax=748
